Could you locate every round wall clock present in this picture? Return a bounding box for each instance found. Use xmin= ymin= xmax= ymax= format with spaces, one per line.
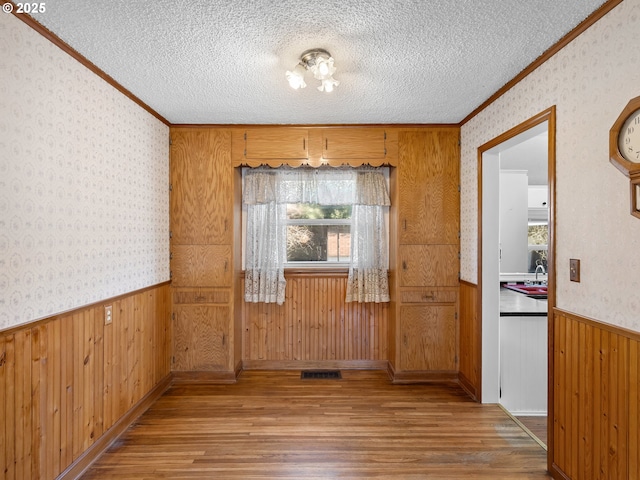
xmin=609 ymin=95 xmax=640 ymax=219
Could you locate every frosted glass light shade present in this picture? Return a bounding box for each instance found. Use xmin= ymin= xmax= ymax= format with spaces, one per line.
xmin=318 ymin=77 xmax=340 ymax=92
xmin=311 ymin=57 xmax=336 ymax=80
xmin=286 ymin=64 xmax=307 ymax=89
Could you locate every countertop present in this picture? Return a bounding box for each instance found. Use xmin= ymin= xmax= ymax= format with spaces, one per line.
xmin=500 ymin=286 xmax=548 ymax=316
xmin=499 ymin=273 xmax=548 ymax=283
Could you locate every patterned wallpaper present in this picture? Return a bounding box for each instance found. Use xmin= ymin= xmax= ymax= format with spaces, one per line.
xmin=461 ymin=0 xmax=640 ymax=330
xmin=0 ymin=13 xmax=170 ymax=330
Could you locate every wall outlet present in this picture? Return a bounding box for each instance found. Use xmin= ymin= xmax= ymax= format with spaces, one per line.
xmin=569 ymin=259 xmax=580 ymax=282
xmin=104 ymin=305 xmax=113 ymax=325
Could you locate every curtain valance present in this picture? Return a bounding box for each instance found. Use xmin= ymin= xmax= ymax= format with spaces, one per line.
xmin=243 ymin=166 xmax=390 ymax=206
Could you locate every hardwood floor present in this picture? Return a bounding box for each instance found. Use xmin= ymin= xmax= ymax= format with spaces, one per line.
xmin=81 ymin=370 xmax=550 ymax=479
xmin=516 ymin=416 xmax=548 ymax=447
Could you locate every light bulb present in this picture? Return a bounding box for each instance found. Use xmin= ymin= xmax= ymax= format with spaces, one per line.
xmin=317 ymin=60 xmax=329 ymax=77
xmin=312 ymin=56 xmax=336 ymax=80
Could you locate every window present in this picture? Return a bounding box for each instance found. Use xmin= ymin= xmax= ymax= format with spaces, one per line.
xmin=285 ymin=204 xmax=352 ymax=265
xmin=527 ymin=223 xmax=548 ymax=273
xmin=242 ymin=166 xmax=390 ymax=305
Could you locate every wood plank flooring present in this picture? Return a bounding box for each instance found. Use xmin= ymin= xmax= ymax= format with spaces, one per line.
xmin=516 ymin=416 xmax=548 ymax=447
xmin=81 ymin=370 xmax=550 ymax=479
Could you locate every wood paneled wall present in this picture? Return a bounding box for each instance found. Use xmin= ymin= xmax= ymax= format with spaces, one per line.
xmin=552 ymin=308 xmax=640 ymax=480
xmin=0 ymin=283 xmax=171 ymax=480
xmin=242 ymin=272 xmax=388 ymax=368
xmin=458 ymin=281 xmax=480 ymax=399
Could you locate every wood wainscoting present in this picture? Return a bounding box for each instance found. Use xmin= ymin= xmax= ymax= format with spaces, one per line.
xmin=551 ymin=308 xmax=640 ymax=480
xmin=242 ymin=271 xmax=389 ymax=370
xmin=459 ymin=280 xmax=480 ymax=400
xmin=0 ymin=283 xmax=172 ymax=480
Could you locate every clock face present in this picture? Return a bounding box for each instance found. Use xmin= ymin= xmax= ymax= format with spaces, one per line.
xmin=618 ymin=107 xmax=640 ymax=163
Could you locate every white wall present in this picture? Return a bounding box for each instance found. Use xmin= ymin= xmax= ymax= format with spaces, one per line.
xmin=0 ymin=13 xmax=170 ymax=330
xmin=461 ymin=0 xmax=640 ymax=332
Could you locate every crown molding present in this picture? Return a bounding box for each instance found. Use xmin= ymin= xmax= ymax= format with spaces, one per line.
xmin=11 ymin=3 xmax=170 ymax=126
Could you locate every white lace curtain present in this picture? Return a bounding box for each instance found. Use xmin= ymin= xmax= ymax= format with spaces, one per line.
xmin=243 ymin=166 xmax=390 ymax=305
xmin=345 ymin=171 xmax=390 ymax=303
xmin=243 ymin=171 xmax=287 ymax=304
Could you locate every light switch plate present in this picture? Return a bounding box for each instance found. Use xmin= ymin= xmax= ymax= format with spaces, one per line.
xmin=105 ymin=305 xmax=113 ymax=325
xmin=569 ymin=259 xmax=580 ymax=282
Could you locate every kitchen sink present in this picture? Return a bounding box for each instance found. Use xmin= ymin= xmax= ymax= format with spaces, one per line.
xmin=503 ymin=283 xmax=548 ymax=299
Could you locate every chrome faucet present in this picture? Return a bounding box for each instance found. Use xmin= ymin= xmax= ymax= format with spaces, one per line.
xmin=535 ymin=263 xmax=546 ymax=282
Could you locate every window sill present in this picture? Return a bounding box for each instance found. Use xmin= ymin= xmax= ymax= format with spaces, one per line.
xmin=240 ymin=268 xmax=349 ymax=278
xmin=240 ymin=268 xmax=392 ymax=278
xmin=285 ymin=267 xmax=349 ymax=276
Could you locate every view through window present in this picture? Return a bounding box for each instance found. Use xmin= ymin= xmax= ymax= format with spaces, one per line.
xmin=527 ymin=223 xmax=548 ymax=273
xmin=286 ymin=204 xmax=352 ymax=264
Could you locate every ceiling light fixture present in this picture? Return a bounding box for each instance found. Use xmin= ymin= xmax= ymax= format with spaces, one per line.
xmin=286 ymin=48 xmax=339 ymax=93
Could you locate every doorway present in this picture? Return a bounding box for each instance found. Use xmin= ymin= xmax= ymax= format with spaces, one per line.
xmin=477 ymin=107 xmax=556 ymax=448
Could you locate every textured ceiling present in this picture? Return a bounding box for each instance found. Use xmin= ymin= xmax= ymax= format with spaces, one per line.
xmin=30 ymin=0 xmax=608 ymax=124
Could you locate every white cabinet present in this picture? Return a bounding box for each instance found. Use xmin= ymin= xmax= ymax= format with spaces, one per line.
xmin=528 ymin=185 xmax=548 ymax=208
xmin=499 ymin=315 xmax=547 ymax=415
xmin=528 ymin=185 xmax=549 ymax=222
xmin=499 ymin=170 xmax=528 ymax=273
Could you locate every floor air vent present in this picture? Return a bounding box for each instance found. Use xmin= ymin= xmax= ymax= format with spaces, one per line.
xmin=301 ymin=370 xmax=342 ymax=380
